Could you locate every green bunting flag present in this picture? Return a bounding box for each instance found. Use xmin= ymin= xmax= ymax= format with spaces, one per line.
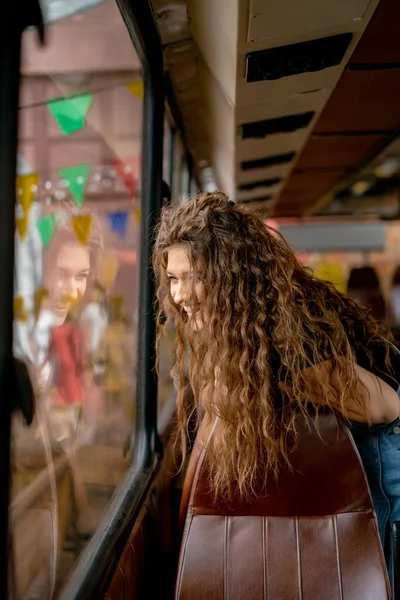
xmin=58 ymin=165 xmax=91 ymax=207
xmin=37 ymin=214 xmax=57 ymax=248
xmin=48 ymin=93 xmax=93 ymax=136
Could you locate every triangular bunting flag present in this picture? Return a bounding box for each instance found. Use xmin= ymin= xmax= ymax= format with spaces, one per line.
xmin=71 ymin=214 xmax=92 ymax=245
xmin=126 ymin=80 xmax=144 ymax=100
xmin=37 ymin=214 xmax=57 ymax=248
xmin=107 ymin=211 xmax=128 ymax=238
xmin=102 ymin=252 xmax=119 ymax=288
xmin=47 ymin=93 xmax=93 ymax=136
xmin=34 ymin=287 xmax=48 ymax=321
xmin=112 ymin=156 xmax=140 ymax=197
xmin=14 ymin=296 xmax=28 ymax=322
xmin=16 ymin=215 xmax=29 ymax=241
xmin=133 ymin=207 xmax=141 ymax=225
xmin=16 ymin=173 xmax=39 ymax=214
xmin=58 ymin=165 xmax=91 ymax=207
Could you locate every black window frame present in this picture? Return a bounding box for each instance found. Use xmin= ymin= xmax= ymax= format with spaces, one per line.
xmin=0 ymin=5 xmax=26 ymax=598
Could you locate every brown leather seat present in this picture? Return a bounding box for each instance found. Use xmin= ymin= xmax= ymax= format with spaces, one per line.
xmin=176 ymin=412 xmax=391 ymax=599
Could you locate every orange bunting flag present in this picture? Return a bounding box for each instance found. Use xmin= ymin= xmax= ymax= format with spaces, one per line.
xmin=126 ymin=80 xmax=144 ymax=100
xmin=16 ymin=173 xmax=39 ymax=214
xmin=14 ymin=296 xmax=28 ymax=322
xmin=72 ymin=214 xmax=92 ymax=245
xmin=16 ymin=215 xmax=29 ymax=241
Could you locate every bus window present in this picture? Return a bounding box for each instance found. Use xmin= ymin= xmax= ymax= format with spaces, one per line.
xmin=11 ymin=1 xmax=143 ymax=597
xmin=163 ymin=118 xmax=172 ymax=188
xmin=172 ymin=133 xmax=184 ymax=202
xmin=180 ymin=159 xmax=190 ymax=203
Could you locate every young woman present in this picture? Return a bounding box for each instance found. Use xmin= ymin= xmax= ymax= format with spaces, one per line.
xmin=152 ymin=191 xmax=400 ymax=562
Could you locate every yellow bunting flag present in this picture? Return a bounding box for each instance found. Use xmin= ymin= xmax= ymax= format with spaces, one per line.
xmin=16 ymin=215 xmax=29 ymax=241
xmin=133 ymin=207 xmax=141 ymax=225
xmin=34 ymin=287 xmax=48 ymax=321
xmin=126 ymin=80 xmax=144 ymax=100
xmin=102 ymin=251 xmax=119 ymax=288
xmin=14 ymin=296 xmax=28 ymax=322
xmin=71 ymin=214 xmax=92 ymax=245
xmin=16 ymin=173 xmax=39 ymax=214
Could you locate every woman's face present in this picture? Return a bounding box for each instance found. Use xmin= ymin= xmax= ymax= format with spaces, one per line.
xmin=167 ymin=247 xmax=205 ymax=330
xmin=45 ymin=243 xmax=90 ymax=325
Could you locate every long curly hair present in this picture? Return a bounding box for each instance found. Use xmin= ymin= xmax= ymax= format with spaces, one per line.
xmin=152 ymin=191 xmax=395 ymax=501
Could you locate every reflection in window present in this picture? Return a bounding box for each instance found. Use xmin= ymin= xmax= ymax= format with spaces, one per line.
xmin=40 ymin=0 xmax=106 ymax=23
xmin=11 ymin=1 xmax=142 ymax=597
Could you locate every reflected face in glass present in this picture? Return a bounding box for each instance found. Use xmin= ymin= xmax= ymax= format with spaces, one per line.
xmin=167 ymin=247 xmax=205 ymax=331
xmin=45 ymin=243 xmax=90 ymax=325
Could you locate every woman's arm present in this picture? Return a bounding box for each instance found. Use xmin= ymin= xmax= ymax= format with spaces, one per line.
xmin=298 ymin=360 xmax=400 ymax=424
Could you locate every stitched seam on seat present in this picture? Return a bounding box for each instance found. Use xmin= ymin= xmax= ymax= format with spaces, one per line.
xmin=333 ymin=516 xmax=344 ymax=600
xmin=127 ymin=541 xmax=136 ymax=596
xmin=262 ymin=517 xmax=267 ymax=600
xmin=365 ymin=509 xmax=392 ymax=596
xmin=224 ymin=516 xmax=229 ymax=600
xmin=295 ymin=517 xmax=303 ymax=600
xmin=175 ymin=513 xmax=194 ymax=599
xmin=118 ymin=566 xmax=126 ymax=600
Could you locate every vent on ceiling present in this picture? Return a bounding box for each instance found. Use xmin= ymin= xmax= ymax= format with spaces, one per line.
xmin=238 ymin=196 xmax=272 ymax=205
xmin=246 ymin=33 xmax=353 ymax=83
xmin=241 ymin=112 xmax=314 ymax=139
xmin=241 ymin=152 xmax=296 ymax=170
xmin=238 ymin=178 xmax=281 ymax=191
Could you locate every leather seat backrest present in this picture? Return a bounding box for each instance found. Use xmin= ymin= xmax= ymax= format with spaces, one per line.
xmin=176 ymin=412 xmax=391 ymax=600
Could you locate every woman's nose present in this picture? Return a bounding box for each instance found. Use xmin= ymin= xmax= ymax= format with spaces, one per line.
xmin=60 ymin=280 xmax=79 ymax=300
xmin=174 ymin=281 xmax=187 ymax=305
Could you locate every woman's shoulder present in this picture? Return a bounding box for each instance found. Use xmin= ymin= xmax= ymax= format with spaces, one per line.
xmin=354 ymin=340 xmax=400 ymax=392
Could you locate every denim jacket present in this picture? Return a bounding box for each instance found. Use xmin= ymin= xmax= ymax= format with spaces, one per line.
xmin=351 ymin=389 xmax=400 ymax=566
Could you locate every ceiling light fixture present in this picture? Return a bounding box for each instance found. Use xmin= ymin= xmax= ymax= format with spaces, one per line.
xmin=351 ymin=178 xmax=375 ymax=197
xmin=373 ymin=157 xmax=400 ymax=179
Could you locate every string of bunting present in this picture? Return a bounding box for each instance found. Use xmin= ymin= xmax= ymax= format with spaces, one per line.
xmin=46 ymin=79 xmax=143 ymax=136
xmin=15 ymin=163 xmax=93 ymax=244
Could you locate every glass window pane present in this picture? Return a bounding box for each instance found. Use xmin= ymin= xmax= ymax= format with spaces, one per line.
xmin=163 ymin=118 xmax=172 ymax=186
xmin=172 ymin=134 xmax=183 ymax=202
xmin=180 ymin=160 xmax=189 ymax=203
xmin=11 ymin=2 xmax=143 ymax=597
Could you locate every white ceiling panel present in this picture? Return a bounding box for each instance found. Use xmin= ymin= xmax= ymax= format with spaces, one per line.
xmin=236 ymin=129 xmax=311 ymax=162
xmin=236 ymin=181 xmax=285 ymax=202
xmin=236 ymin=163 xmax=290 ymax=185
xmin=247 ymin=0 xmax=373 ymax=44
xmin=236 ymin=89 xmax=330 ymax=127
